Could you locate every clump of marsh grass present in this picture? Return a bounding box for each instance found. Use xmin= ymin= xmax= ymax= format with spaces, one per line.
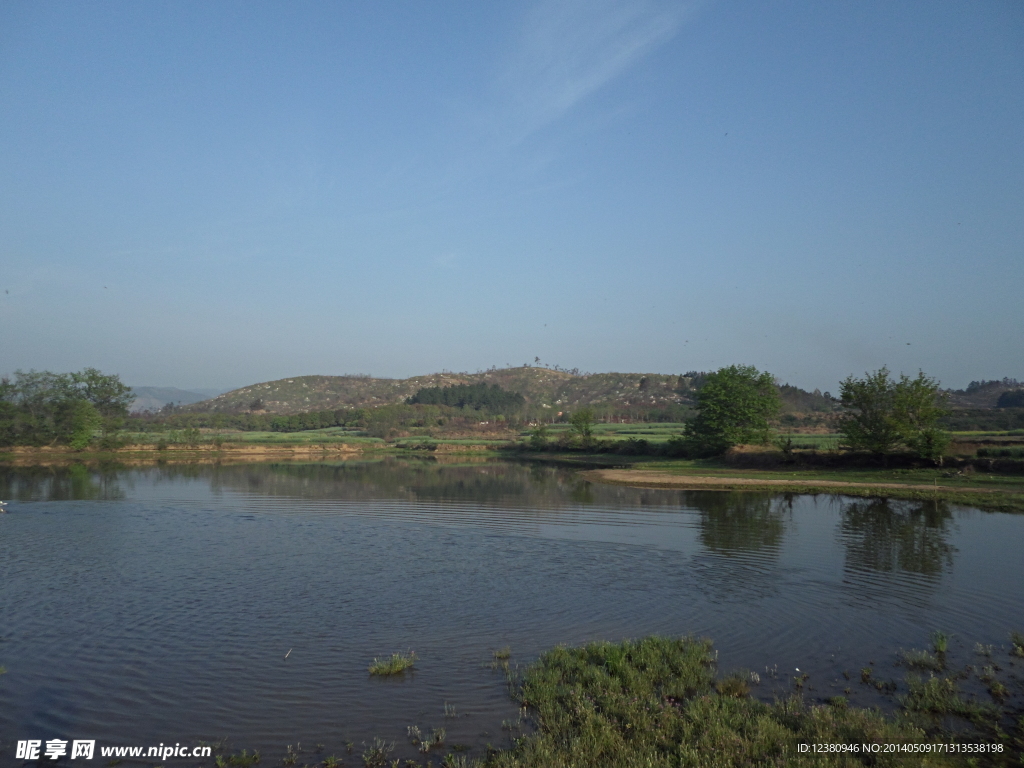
xmin=368 ymin=650 xmax=417 ymax=676
xmin=899 ymin=648 xmax=944 ymax=671
xmin=1011 ymin=631 xmax=1024 ymax=657
xmin=930 ymin=630 xmax=949 ymax=655
xmin=485 ymin=636 xmax=933 ymax=768
xmin=360 ymin=737 xmax=393 ymax=768
xmin=900 ymin=674 xmax=996 ymax=723
xmin=978 ymin=665 xmax=1010 ymax=702
xmin=443 ymin=701 xmax=457 ymax=718
xmin=826 ymin=696 xmax=849 ymax=710
xmin=214 ymin=750 xmax=260 ymax=768
xmin=715 ymin=672 xmax=750 ymax=698
xmin=417 ymin=728 xmax=446 ymax=753
xmin=491 ymin=646 xmax=512 ymax=671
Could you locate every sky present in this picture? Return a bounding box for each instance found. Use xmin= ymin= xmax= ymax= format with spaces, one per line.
xmin=1 ymin=0 xmax=1021 ymax=392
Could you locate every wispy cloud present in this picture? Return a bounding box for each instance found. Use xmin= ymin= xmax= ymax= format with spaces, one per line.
xmin=498 ymin=0 xmax=698 ymax=138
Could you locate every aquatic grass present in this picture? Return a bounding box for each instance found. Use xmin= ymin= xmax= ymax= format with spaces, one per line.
xmin=900 ymin=648 xmax=944 ymax=672
xmin=214 ymin=750 xmax=260 ymax=768
xmin=418 ymin=727 xmax=446 ymax=753
xmin=1011 ymin=631 xmax=1024 ymax=657
xmin=368 ymin=650 xmax=417 ymax=676
xmin=977 ymin=665 xmax=1011 ymax=702
xmin=715 ymin=672 xmax=750 ymax=698
xmin=930 ymin=631 xmax=949 ymax=655
xmin=900 ymin=674 xmax=997 ymax=723
xmin=485 ymin=636 xmax=941 ymax=768
xmin=360 ymin=737 xmax=394 ymax=768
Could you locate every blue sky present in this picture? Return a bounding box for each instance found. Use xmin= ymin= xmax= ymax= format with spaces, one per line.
xmin=1 ymin=0 xmax=1021 ymax=392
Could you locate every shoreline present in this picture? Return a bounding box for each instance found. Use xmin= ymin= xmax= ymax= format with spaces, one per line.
xmin=4 ymin=445 xmax=1023 ymax=513
xmin=580 ymin=467 xmax=1024 ymax=513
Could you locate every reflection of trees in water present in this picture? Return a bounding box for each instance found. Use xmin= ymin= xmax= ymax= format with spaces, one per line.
xmin=0 ymin=464 xmax=127 ymax=501
xmin=683 ymin=492 xmax=791 ymax=602
xmin=691 ymin=491 xmax=790 ymax=555
xmin=840 ymin=498 xmax=955 ymax=577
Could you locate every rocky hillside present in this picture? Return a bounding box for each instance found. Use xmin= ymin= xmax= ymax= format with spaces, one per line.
xmin=183 ymin=368 xmax=696 ymax=415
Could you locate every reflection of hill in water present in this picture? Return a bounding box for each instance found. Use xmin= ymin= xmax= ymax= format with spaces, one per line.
xmin=201 ymin=459 xmax=706 ymax=512
xmin=839 ymin=498 xmax=955 ymax=578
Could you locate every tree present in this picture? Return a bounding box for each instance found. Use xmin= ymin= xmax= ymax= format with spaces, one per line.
xmin=686 ymin=365 xmax=781 ymax=455
xmin=997 ymin=389 xmax=1024 ymax=408
xmin=65 ymin=400 xmax=102 ymax=450
xmin=569 ymin=408 xmax=595 ymax=441
xmin=839 ymin=368 xmax=950 ymax=459
xmin=71 ymin=367 xmax=134 ymax=418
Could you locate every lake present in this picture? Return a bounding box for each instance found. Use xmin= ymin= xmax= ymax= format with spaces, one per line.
xmin=1 ymin=459 xmax=1021 ymax=764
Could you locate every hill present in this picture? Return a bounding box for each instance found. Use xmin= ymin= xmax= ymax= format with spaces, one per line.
xmin=946 ymin=378 xmax=1023 ymax=408
xmin=182 ymin=368 xmax=697 ymax=416
xmin=178 ymin=367 xmax=845 ymax=421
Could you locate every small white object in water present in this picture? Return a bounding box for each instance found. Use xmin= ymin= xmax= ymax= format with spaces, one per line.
xmin=795 ymin=668 xmax=800 ymax=672
xmin=284 ymin=648 xmax=292 ymax=659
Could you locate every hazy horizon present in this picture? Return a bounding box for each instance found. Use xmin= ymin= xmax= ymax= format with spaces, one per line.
xmin=2 ymin=1 xmax=1021 ymax=393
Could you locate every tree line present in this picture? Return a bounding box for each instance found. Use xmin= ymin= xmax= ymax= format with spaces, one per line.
xmin=407 ymin=382 xmax=526 ymax=411
xmin=0 ymin=369 xmax=133 ymax=448
xmin=535 ymin=364 xmax=960 ymax=461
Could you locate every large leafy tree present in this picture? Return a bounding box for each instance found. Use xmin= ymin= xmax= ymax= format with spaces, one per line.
xmin=838 ymin=368 xmax=950 ymax=459
xmin=686 ymin=365 xmax=781 ymax=455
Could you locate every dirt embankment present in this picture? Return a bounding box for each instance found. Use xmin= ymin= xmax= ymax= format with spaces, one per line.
xmin=0 ymin=442 xmax=367 ymax=466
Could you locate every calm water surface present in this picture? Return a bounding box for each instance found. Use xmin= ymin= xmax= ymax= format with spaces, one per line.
xmin=0 ymin=459 xmax=1021 ymax=764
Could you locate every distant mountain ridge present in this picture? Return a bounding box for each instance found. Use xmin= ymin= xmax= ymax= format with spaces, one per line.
xmin=129 ymin=386 xmax=232 ymax=413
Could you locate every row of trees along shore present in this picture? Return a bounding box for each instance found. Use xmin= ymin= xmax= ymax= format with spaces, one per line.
xmin=525 ymin=365 xmax=958 ymax=460
xmin=0 ymin=369 xmax=134 ymax=448
xmin=2 ymin=365 xmax=1019 ymax=457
